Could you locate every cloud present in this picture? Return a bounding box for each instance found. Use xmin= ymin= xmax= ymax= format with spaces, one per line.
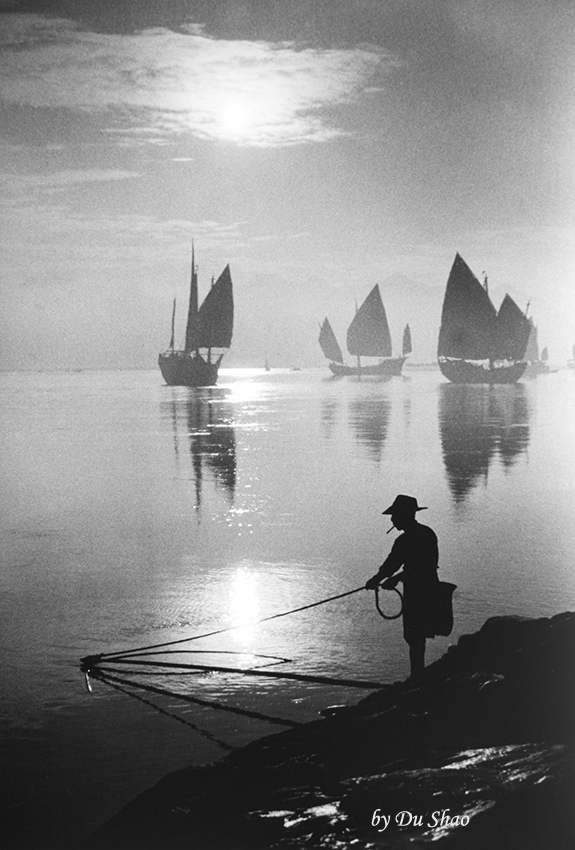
xmin=0 ymin=198 xmax=247 ymax=275
xmin=0 ymin=169 xmax=140 ymax=194
xmin=0 ymin=199 xmax=243 ymax=240
xmin=0 ymin=14 xmax=396 ymax=146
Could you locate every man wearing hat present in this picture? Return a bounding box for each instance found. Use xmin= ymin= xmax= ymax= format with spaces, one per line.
xmin=365 ymin=495 xmax=440 ymax=681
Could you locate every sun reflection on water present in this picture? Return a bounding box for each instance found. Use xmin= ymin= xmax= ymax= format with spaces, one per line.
xmin=229 ymin=565 xmax=260 ymax=647
xmin=225 ymin=375 xmax=263 ymax=404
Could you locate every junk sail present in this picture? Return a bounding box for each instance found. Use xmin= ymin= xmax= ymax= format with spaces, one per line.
xmin=437 ymin=255 xmax=497 ymax=361
xmin=159 ymin=245 xmax=234 ymax=387
xmin=319 ymin=284 xmax=409 ymax=377
xmin=438 ymin=254 xmax=530 ymax=384
xmin=402 ymin=323 xmax=412 ymax=357
xmin=346 ymin=285 xmax=392 ymax=358
xmin=318 ymin=317 xmax=344 ymax=364
xmin=196 ymin=266 xmax=233 ymax=349
xmin=524 ymin=319 xmax=551 ymax=376
xmin=493 ymin=295 xmax=531 ymax=362
xmin=525 ymin=319 xmax=539 ymax=362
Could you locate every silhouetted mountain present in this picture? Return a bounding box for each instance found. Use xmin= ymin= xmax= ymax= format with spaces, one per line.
xmin=228 ymin=271 xmax=445 ymax=367
xmin=231 ymin=269 xmax=561 ymax=370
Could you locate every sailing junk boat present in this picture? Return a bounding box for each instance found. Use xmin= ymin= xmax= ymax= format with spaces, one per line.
xmin=437 ymin=254 xmax=530 ymax=384
xmin=525 ymin=318 xmax=539 ymax=363
xmin=319 ymin=285 xmax=410 ymax=377
xmin=524 ymin=319 xmax=550 ymax=376
xmin=158 ymin=245 xmax=233 ymax=387
xmin=402 ymin=323 xmax=412 ymax=359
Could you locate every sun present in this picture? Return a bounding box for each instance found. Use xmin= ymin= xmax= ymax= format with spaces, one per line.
xmin=217 ymin=100 xmax=257 ymax=139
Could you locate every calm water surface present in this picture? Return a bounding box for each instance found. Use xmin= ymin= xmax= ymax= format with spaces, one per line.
xmin=2 ymin=367 xmax=575 ymax=848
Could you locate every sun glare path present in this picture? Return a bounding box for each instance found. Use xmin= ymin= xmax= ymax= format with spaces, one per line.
xmin=229 ymin=566 xmax=260 ymax=647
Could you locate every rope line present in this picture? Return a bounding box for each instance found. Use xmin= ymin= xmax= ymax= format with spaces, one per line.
xmin=96 ymin=657 xmax=387 ymax=690
xmin=96 ymin=671 xmax=235 ymax=750
xmin=94 ymin=667 xmax=303 ymax=728
xmin=79 ymin=585 xmax=412 ymax=738
xmin=374 ymin=586 xmax=403 ymax=620
xmin=98 ymin=649 xmax=291 ymax=668
xmin=82 ymin=585 xmax=367 ymax=665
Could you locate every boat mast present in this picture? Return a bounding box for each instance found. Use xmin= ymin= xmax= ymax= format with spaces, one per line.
xmin=169 ymin=298 xmax=176 ymax=351
xmin=482 ymin=272 xmax=493 ymax=369
xmin=185 ymin=241 xmax=199 ymax=357
xmin=207 ymin=275 xmax=215 ymax=364
xmin=354 ymin=299 xmax=361 ymax=370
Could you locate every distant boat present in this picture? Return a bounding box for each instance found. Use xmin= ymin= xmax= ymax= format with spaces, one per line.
xmin=402 ymin=323 xmax=412 ymax=358
xmin=437 ymin=254 xmax=530 ymax=384
xmin=524 ymin=319 xmax=550 ymax=376
xmin=158 ymin=244 xmax=233 ymax=387
xmin=319 ymin=284 xmax=409 ymax=377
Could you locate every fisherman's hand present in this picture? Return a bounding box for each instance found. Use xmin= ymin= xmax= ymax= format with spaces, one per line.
xmin=365 ymin=576 xmax=381 ymax=590
xmin=381 ymin=576 xmax=399 ymax=590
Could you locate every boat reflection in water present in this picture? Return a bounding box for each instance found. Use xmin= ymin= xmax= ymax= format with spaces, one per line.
xmin=439 ymin=383 xmax=530 ymax=504
xmin=319 ymin=383 xmax=393 ymax=464
xmin=162 ymin=387 xmax=236 ymax=509
xmin=320 ymin=397 xmax=340 ymax=440
xmin=348 ymin=392 xmax=392 ymax=465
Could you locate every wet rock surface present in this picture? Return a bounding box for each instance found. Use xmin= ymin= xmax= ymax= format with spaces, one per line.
xmin=79 ymin=613 xmax=575 ymax=849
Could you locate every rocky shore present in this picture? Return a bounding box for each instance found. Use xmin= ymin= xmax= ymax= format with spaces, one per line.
xmin=80 ymin=613 xmax=575 ymax=850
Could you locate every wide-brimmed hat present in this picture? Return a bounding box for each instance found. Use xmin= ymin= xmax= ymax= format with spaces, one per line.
xmin=382 ymin=495 xmax=427 ymax=515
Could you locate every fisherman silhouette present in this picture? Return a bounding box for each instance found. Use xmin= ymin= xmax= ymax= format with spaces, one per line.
xmin=365 ymin=495 xmax=440 ymax=682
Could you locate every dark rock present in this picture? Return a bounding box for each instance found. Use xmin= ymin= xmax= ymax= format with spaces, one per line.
xmin=78 ymin=612 xmax=575 ymax=849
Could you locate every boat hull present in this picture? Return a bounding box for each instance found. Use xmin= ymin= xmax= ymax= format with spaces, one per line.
xmin=158 ymin=351 xmax=222 ymax=387
xmin=329 ymin=357 xmax=406 ymax=377
xmin=438 ymin=358 xmax=527 ymax=384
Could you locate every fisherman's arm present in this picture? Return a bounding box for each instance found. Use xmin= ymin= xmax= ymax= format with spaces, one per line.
xmin=365 ymin=547 xmax=404 ymax=590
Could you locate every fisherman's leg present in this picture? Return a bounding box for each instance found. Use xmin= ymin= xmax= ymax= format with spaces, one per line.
xmin=408 ymin=637 xmax=426 ymax=681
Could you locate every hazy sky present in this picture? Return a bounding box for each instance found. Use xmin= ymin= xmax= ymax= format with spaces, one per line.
xmin=1 ymin=0 xmax=574 ymax=369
